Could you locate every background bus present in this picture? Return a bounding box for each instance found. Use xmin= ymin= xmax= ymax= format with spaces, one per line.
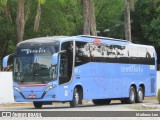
xmin=3 ymin=35 xmax=157 ymax=108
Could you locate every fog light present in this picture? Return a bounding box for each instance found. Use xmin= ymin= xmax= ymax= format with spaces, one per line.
xmin=45 ymin=85 xmax=56 ymax=92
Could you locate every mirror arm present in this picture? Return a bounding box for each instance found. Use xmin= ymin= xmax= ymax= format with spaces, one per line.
xmin=58 ymin=50 xmax=66 ymax=54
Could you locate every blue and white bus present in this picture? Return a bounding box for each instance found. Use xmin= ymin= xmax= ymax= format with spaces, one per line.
xmin=3 ymin=35 xmax=157 ymax=108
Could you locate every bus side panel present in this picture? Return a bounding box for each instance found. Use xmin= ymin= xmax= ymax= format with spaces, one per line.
xmin=72 ymin=62 xmax=157 ymax=100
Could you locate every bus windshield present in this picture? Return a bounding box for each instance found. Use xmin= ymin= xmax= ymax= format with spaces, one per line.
xmin=13 ymin=45 xmax=59 ymax=84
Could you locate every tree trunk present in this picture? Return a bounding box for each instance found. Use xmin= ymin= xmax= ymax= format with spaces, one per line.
xmin=152 ymin=0 xmax=157 ymax=8
xmin=83 ymin=0 xmax=90 ymax=35
xmin=89 ymin=0 xmax=97 ymax=36
xmin=34 ymin=1 xmax=41 ymax=32
xmin=124 ymin=0 xmax=131 ymax=41
xmin=16 ymin=0 xmax=25 ymax=43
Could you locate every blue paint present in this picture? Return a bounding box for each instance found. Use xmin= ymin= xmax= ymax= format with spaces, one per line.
xmin=3 ymin=35 xmax=157 ymax=104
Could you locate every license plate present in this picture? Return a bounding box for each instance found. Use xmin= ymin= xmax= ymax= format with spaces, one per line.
xmin=28 ymin=94 xmax=37 ymax=99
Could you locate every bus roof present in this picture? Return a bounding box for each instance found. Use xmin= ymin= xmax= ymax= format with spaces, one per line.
xmin=17 ymin=36 xmax=69 ymax=46
xmin=75 ymin=35 xmax=154 ymax=49
xmin=17 ymin=35 xmax=154 ymax=49
xmin=76 ymin=35 xmax=131 ymax=43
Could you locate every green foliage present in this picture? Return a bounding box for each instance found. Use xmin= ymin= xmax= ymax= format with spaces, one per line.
xmin=131 ymin=0 xmax=160 ymax=46
xmin=1 ymin=0 xmax=160 ymax=70
xmin=157 ymin=89 xmax=160 ymax=103
xmin=37 ymin=0 xmax=82 ymax=36
xmin=0 ymin=11 xmax=16 ymax=70
xmin=0 ymin=0 xmax=8 ymax=6
xmin=95 ymin=0 xmax=124 ymax=39
xmin=38 ymin=0 xmax=46 ymax=4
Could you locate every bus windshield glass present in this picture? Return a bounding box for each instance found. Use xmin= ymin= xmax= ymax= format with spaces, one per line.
xmin=13 ymin=45 xmax=59 ymax=84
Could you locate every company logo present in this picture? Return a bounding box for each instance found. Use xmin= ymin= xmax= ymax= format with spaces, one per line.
xmin=121 ymin=65 xmax=143 ymax=73
xmin=1 ymin=112 xmax=42 ymax=118
xmin=2 ymin=112 xmax=11 ymax=117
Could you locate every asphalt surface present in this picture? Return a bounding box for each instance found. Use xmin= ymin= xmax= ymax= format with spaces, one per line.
xmin=0 ymin=100 xmax=160 ymax=120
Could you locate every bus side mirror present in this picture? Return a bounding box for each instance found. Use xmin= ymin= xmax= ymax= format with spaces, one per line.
xmin=3 ymin=55 xmax=9 ymax=69
xmin=52 ymin=53 xmax=58 ymax=66
xmin=52 ymin=50 xmax=66 ymax=65
xmin=3 ymin=53 xmax=15 ymax=69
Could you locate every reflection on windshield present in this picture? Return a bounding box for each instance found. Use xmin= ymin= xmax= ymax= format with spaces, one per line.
xmin=13 ymin=46 xmax=58 ymax=84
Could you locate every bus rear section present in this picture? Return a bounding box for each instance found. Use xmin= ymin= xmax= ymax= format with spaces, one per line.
xmin=73 ymin=36 xmax=157 ymax=105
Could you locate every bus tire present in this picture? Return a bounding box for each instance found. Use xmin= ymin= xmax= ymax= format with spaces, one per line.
xmin=126 ymin=86 xmax=136 ymax=104
xmin=33 ymin=102 xmax=43 ymax=109
xmin=70 ymin=88 xmax=79 ymax=107
xmin=136 ymin=87 xmax=144 ymax=103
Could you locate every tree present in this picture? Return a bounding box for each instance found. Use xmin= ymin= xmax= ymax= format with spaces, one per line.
xmin=131 ymin=0 xmax=159 ymax=45
xmin=16 ymin=0 xmax=25 ymax=43
xmin=34 ymin=0 xmax=46 ymax=32
xmin=152 ymin=0 xmax=157 ymax=8
xmin=124 ymin=0 xmax=134 ymax=41
xmin=124 ymin=0 xmax=158 ymax=42
xmin=83 ymin=0 xmax=97 ymax=35
xmin=0 ymin=0 xmax=12 ymax=23
xmin=83 ymin=0 xmax=90 ymax=35
xmin=89 ymin=0 xmax=97 ymax=35
xmin=95 ymin=0 xmax=124 ymax=38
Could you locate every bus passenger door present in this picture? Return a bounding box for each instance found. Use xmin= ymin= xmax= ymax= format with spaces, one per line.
xmin=59 ymin=41 xmax=74 ymax=101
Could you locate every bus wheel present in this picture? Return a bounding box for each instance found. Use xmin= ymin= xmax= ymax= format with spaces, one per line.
xmin=33 ymin=102 xmax=43 ymax=109
xmin=70 ymin=88 xmax=79 ymax=107
xmin=126 ymin=86 xmax=136 ymax=104
xmin=136 ymin=87 xmax=144 ymax=103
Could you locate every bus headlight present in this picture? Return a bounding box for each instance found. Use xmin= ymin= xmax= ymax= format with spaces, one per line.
xmin=45 ymin=85 xmax=56 ymax=92
xmin=13 ymin=86 xmax=21 ymax=92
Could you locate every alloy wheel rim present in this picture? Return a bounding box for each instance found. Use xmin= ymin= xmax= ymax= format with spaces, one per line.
xmin=130 ymin=90 xmax=135 ymax=101
xmin=138 ymin=90 xmax=143 ymax=101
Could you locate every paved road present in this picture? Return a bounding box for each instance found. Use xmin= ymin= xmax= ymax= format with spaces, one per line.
xmin=0 ymin=100 xmax=160 ymax=120
xmin=0 ymin=100 xmax=160 ymax=110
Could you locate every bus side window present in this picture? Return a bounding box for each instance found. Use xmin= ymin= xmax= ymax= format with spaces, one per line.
xmin=128 ymin=46 xmax=138 ymax=64
xmin=75 ymin=41 xmax=90 ymax=66
xmin=116 ymin=45 xmax=129 ymax=63
xmin=137 ymin=47 xmax=146 ymax=64
xmin=147 ymin=48 xmax=155 ymax=65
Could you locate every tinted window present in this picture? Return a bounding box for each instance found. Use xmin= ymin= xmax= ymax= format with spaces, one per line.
xmin=75 ymin=41 xmax=90 ymax=66
xmin=117 ymin=45 xmax=129 ymax=63
xmin=59 ymin=41 xmax=73 ymax=84
xmin=75 ymin=41 xmax=155 ymax=65
xmin=146 ymin=48 xmax=155 ymax=65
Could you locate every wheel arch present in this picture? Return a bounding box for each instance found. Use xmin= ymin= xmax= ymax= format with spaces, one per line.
xmin=130 ymin=84 xmax=137 ymax=92
xmin=74 ymin=84 xmax=83 ymax=99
